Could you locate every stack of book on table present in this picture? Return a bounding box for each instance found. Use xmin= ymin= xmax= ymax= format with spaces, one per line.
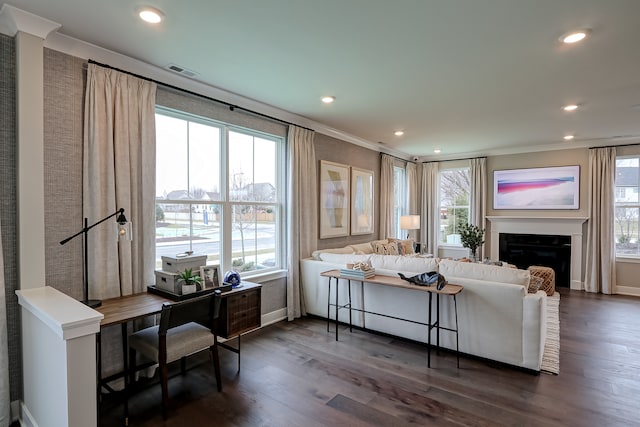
xmin=339 ymin=267 xmax=376 ymax=279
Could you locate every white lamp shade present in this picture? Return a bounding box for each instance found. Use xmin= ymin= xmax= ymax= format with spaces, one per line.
xmin=400 ymin=215 xmax=420 ymax=230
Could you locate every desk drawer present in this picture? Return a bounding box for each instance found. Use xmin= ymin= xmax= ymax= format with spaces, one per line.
xmin=217 ymin=286 xmax=261 ymax=338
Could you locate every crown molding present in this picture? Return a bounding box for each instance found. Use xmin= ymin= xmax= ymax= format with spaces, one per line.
xmin=0 ymin=5 xmax=60 ymax=38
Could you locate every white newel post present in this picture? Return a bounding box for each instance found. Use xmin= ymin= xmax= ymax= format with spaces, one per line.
xmin=487 ymin=216 xmax=588 ymax=290
xmin=16 ymin=287 xmax=103 ymax=427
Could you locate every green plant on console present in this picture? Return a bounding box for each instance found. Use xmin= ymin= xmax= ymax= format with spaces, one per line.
xmin=178 ymin=268 xmax=202 ymax=291
xmin=459 ymin=223 xmax=485 ymax=259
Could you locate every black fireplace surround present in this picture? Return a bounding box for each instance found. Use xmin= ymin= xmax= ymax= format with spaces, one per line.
xmin=498 ymin=233 xmax=571 ymax=288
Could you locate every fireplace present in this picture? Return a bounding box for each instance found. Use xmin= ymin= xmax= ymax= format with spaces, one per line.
xmin=499 ymin=233 xmax=571 ymax=287
xmin=487 ymin=216 xmax=587 ymax=290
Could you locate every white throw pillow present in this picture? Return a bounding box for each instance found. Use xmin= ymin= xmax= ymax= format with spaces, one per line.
xmin=347 ymin=242 xmax=374 ymax=254
xmin=318 ymin=253 xmax=371 ymax=264
xmin=369 ymin=254 xmax=439 ymax=273
xmin=438 ymin=259 xmax=530 ymax=287
xmin=311 ymin=247 xmax=354 ymax=260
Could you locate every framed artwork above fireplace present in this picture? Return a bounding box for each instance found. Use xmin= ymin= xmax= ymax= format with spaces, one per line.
xmin=493 ymin=165 xmax=580 ymax=210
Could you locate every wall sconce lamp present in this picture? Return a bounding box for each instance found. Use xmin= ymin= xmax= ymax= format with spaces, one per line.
xmin=59 ymin=208 xmax=132 ymax=308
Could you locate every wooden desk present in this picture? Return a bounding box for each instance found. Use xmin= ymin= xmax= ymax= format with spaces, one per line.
xmin=320 ymin=270 xmax=463 ymax=368
xmin=94 ymin=283 xmax=262 ymax=420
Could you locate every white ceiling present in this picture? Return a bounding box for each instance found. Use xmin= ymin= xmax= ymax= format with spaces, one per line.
xmin=3 ymin=0 xmax=640 ymax=160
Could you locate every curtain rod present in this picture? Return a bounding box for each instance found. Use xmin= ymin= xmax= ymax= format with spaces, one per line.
xmin=87 ymin=59 xmax=314 ymax=132
xmin=380 ymin=152 xmax=413 ymax=163
xmin=420 ymin=155 xmax=487 ymax=163
xmin=589 ymin=142 xmax=640 ymax=149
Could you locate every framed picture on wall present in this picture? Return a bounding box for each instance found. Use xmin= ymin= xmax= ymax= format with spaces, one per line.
xmin=493 ymin=165 xmax=580 ymax=209
xmin=319 ymin=160 xmax=350 ymax=238
xmin=350 ymin=167 xmax=374 ymax=235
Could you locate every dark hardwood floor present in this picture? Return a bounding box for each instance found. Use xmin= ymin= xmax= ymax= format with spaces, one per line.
xmin=100 ymin=288 xmax=640 ymax=426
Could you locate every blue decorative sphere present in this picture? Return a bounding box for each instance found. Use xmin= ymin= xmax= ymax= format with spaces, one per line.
xmin=223 ymin=270 xmax=241 ymax=287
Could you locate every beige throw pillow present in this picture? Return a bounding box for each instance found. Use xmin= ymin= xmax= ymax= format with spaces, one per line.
xmin=373 ymin=241 xmax=400 ymax=255
xmin=528 ymin=276 xmax=544 ymax=293
xmin=387 ymin=238 xmax=416 ymax=255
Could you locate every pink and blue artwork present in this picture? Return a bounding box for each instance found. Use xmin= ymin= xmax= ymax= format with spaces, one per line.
xmin=493 ymin=166 xmax=579 ymax=209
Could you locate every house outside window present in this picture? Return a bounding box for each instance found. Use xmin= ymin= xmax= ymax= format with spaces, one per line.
xmin=155 ymin=108 xmax=284 ymax=274
xmin=615 ymin=157 xmax=640 ymax=256
xmin=439 ymin=167 xmax=470 ymax=245
xmin=393 ymin=166 xmax=406 ymax=238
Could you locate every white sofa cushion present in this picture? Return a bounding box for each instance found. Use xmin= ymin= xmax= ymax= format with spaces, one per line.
xmin=347 ymin=242 xmax=374 ymax=254
xmin=318 ymin=253 xmax=371 ymax=264
xmin=438 ymin=259 xmax=530 ymax=287
xmin=369 ymin=254 xmax=439 ymax=273
xmin=311 ymin=246 xmax=354 ymax=260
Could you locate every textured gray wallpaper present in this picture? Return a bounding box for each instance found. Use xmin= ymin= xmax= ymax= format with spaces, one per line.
xmin=43 ymin=48 xmax=85 ymax=298
xmin=0 ymin=33 xmax=20 ymax=402
xmin=314 ymin=132 xmax=381 ymax=250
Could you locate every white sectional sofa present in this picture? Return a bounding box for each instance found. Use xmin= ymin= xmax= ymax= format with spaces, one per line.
xmin=300 ymin=245 xmax=548 ymax=371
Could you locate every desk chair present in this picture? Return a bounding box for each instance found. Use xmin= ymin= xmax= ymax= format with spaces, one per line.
xmin=128 ymin=291 xmax=222 ymax=419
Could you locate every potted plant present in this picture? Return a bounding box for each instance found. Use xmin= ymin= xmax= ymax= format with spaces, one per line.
xmin=459 ymin=223 xmax=485 ymax=261
xmin=178 ymin=268 xmax=202 ymax=295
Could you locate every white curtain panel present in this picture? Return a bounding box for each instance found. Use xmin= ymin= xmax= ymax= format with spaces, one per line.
xmin=421 ymin=162 xmax=440 ymax=256
xmin=470 ymin=157 xmax=487 ymax=259
xmin=585 ymin=147 xmax=616 ymax=294
xmin=379 ymin=154 xmax=395 ymax=238
xmin=83 ymin=64 xmax=157 ymax=299
xmin=0 ymin=216 xmax=10 ymax=426
xmin=286 ymin=126 xmax=317 ymax=320
xmin=405 ymin=161 xmax=419 ymax=239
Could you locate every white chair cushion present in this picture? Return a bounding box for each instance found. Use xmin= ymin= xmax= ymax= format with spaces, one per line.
xmin=129 ymin=322 xmax=215 ymax=364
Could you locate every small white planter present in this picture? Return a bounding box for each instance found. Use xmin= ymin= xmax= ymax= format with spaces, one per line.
xmin=181 ymin=283 xmax=197 ymax=295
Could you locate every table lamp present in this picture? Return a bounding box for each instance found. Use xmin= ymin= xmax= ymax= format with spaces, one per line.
xmin=399 ymin=215 xmax=420 ymax=239
xmin=59 ymin=208 xmax=132 ymax=308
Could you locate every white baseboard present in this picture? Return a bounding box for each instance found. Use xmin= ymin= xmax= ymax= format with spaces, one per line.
xmin=20 ymin=401 xmax=37 ymax=427
xmin=261 ymin=308 xmax=287 ymax=327
xmin=616 ymin=286 xmax=640 ymax=297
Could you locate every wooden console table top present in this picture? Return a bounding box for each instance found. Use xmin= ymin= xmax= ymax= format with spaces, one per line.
xmin=320 ymin=269 xmax=463 ymax=295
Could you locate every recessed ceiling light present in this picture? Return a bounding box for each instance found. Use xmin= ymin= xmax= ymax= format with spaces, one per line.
xmin=562 ymin=104 xmax=579 ymax=111
xmin=563 ymin=135 xmax=575 ymax=141
xmin=394 ymin=131 xmax=404 ymax=136
xmin=321 ymin=96 xmax=335 ymax=104
xmin=434 ymin=149 xmax=441 ymax=154
xmin=138 ymin=7 xmax=165 ymax=24
xmin=560 ymin=29 xmax=591 ymax=44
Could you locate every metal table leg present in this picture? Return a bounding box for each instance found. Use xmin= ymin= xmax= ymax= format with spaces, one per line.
xmin=327 ymin=277 xmax=332 ymax=333
xmin=335 ymin=278 xmax=339 ymax=341
xmin=427 ymin=292 xmax=432 ymax=367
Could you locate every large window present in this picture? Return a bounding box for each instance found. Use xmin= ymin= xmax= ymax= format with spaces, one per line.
xmin=392 ymin=166 xmax=406 ymax=238
xmin=155 ymin=108 xmax=283 ymax=274
xmin=439 ymin=168 xmax=470 ymax=245
xmin=615 ymin=157 xmax=640 ymax=256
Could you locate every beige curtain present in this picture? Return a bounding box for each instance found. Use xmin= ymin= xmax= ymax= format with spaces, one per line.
xmin=405 ymin=161 xmax=420 ymax=239
xmin=379 ymin=154 xmax=395 ymax=238
xmin=470 ymin=158 xmax=487 ymax=259
xmin=83 ymin=64 xmax=157 ymax=299
xmin=421 ymin=162 xmax=440 ymax=256
xmin=286 ymin=126 xmax=317 ymax=320
xmin=585 ymin=147 xmax=616 ymax=294
xmin=0 ymin=216 xmax=9 ymax=427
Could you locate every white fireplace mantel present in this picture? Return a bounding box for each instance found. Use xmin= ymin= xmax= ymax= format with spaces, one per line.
xmin=486 ymin=216 xmax=588 ymax=290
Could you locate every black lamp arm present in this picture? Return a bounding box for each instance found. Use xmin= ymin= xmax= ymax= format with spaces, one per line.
xmin=59 ymin=208 xmax=126 ymax=245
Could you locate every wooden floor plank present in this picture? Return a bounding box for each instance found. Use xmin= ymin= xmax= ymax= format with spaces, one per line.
xmin=100 ymin=288 xmax=640 ymax=427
